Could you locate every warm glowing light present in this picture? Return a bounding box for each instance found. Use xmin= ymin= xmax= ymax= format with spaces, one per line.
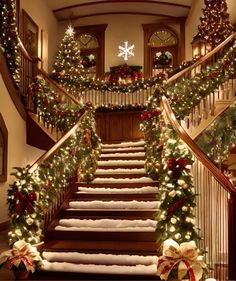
xmin=118 ymin=41 xmax=135 ymax=61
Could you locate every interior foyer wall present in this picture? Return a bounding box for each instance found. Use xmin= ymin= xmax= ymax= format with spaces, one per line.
xmin=58 ymin=15 xmax=181 ymax=72
xmin=20 ymin=0 xmax=59 ymax=72
xmin=0 ymin=76 xmax=44 ymax=224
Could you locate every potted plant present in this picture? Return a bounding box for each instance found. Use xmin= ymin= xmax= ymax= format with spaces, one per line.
xmin=0 ymin=240 xmax=42 ymax=280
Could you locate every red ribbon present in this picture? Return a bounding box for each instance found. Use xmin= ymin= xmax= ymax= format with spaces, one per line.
xmin=13 ymin=192 xmax=37 ymax=215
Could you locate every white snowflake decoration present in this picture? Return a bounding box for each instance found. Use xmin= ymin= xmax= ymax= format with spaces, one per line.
xmin=65 ymin=25 xmax=75 ymax=36
xmin=118 ymin=41 xmax=135 ymax=61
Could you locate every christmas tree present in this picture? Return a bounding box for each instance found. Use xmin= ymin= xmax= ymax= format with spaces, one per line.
xmin=197 ymin=0 xmax=234 ymax=48
xmin=0 ymin=0 xmax=20 ymax=86
xmin=52 ymin=26 xmax=84 ymax=99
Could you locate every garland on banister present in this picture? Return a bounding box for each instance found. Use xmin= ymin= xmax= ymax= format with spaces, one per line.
xmin=8 ymin=107 xmax=101 ymax=245
xmin=28 ymin=75 xmax=84 ymax=132
xmin=0 ymin=0 xmax=20 ymax=86
xmin=196 ymin=102 xmax=236 ymax=167
xmin=51 ymin=71 xmax=165 ymax=95
xmin=166 ymin=40 xmax=236 ymax=120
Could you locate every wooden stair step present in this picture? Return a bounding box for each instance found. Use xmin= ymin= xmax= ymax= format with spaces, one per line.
xmin=32 ymin=270 xmax=160 ymax=280
xmin=69 ymin=193 xmax=158 ymax=201
xmin=42 ymin=240 xmax=159 ymax=254
xmin=100 ymin=156 xmax=145 ymax=161
xmin=101 ymin=148 xmax=145 ymax=154
xmin=46 ymin=229 xmax=156 ymax=242
xmin=74 ymin=182 xmax=158 ymax=188
xmin=94 ymin=173 xmax=147 ymax=179
xmin=98 ymin=164 xmax=145 ymax=169
xmin=59 ymin=208 xmax=157 ymax=219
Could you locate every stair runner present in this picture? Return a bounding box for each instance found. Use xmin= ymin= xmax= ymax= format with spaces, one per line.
xmin=38 ymin=140 xmax=160 ymax=280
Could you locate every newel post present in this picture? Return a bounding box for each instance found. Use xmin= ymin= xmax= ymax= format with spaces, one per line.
xmin=228 ymin=192 xmax=236 ymax=280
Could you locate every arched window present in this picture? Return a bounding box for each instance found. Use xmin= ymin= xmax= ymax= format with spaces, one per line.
xmin=143 ymin=24 xmax=181 ymax=78
xmin=75 ymin=25 xmax=107 ymax=79
xmin=149 ymin=29 xmax=177 ymax=47
xmin=0 ymin=114 xmax=8 ymax=182
xmin=77 ymin=33 xmax=99 ymax=49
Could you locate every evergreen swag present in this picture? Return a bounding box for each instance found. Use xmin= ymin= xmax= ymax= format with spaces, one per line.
xmin=140 ymin=89 xmax=199 ymax=245
xmin=196 ymin=103 xmax=236 ymax=167
xmin=166 ymin=40 xmax=236 ymax=120
xmin=28 ymin=75 xmax=83 ymax=132
xmin=0 ymin=0 xmax=20 ymax=85
xmin=8 ymin=107 xmax=101 ymax=245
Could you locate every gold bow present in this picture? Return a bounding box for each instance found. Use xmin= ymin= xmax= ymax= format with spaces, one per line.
xmin=157 ymin=239 xmax=206 ymax=281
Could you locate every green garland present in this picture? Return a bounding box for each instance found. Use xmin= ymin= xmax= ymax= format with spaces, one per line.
xmin=196 ymin=103 xmax=236 ymax=167
xmin=51 ymin=71 xmax=165 ymax=96
xmin=0 ymin=0 xmax=20 ymax=86
xmin=8 ymin=107 xmax=101 ymax=245
xmin=155 ymin=123 xmax=199 ymax=245
xmin=166 ymin=40 xmax=236 ymax=120
xmin=28 ymin=75 xmax=83 ymax=132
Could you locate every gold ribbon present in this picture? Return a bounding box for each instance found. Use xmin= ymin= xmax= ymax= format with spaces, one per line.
xmin=156 ymin=239 xmax=206 ymax=281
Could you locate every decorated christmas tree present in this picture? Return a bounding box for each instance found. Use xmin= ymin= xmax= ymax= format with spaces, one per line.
xmin=0 ymin=0 xmax=20 ymax=86
xmin=52 ymin=26 xmax=84 ymax=99
xmin=197 ymin=0 xmax=234 ymax=48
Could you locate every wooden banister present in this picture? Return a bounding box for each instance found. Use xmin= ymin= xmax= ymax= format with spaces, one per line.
xmin=161 ymin=95 xmax=235 ymax=194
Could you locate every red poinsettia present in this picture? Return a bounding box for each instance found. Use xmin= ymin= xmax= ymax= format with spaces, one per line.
xmin=151 ymin=107 xmax=161 ymax=117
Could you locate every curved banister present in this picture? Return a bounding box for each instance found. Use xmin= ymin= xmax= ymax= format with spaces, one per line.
xmin=161 ymin=95 xmax=236 ymax=194
xmin=167 ymin=32 xmax=236 ymax=85
xmin=28 ymin=108 xmax=85 ymax=174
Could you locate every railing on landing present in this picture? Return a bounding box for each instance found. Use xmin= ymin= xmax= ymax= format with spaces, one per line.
xmin=161 ymin=95 xmax=236 ymax=281
xmin=166 ymin=32 xmax=236 ymax=138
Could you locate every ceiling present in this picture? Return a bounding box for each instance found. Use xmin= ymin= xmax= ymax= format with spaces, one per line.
xmin=46 ymin=0 xmax=193 ymax=22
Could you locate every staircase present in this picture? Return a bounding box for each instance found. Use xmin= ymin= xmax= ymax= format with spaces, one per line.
xmin=36 ymin=140 xmax=160 ymax=280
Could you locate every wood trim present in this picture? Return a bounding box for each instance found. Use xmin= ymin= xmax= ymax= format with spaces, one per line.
xmin=75 ymin=24 xmax=107 ymax=78
xmin=68 ymin=12 xmax=178 ymax=21
xmin=0 ymin=48 xmax=26 ymax=120
xmin=53 ymin=0 xmax=191 ymax=13
xmin=161 ymin=95 xmax=236 ymax=194
xmin=22 ymin=9 xmax=39 ymax=58
xmin=143 ymin=22 xmax=183 ymax=78
xmin=0 ymin=114 xmax=8 ymax=182
xmin=0 ymin=221 xmax=9 ymax=232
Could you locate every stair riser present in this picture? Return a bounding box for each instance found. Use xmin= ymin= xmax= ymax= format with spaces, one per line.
xmin=60 ymin=209 xmax=156 ymax=219
xmin=98 ymin=165 xmax=145 ymax=169
xmin=33 ymin=271 xmax=160 ymax=280
xmin=70 ymin=193 xmax=158 ymax=201
xmin=43 ymin=240 xmax=159 ymax=254
xmin=100 ymin=157 xmax=145 ymax=161
xmin=46 ymin=231 xmax=156 ymax=242
xmin=94 ymin=174 xmax=147 ymax=179
xmin=74 ymin=183 xmax=158 ymax=188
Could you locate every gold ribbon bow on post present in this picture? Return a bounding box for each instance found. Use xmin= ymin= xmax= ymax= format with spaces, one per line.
xmin=157 ymin=239 xmax=206 ymax=281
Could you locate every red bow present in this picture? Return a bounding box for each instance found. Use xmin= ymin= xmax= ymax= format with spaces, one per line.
xmin=13 ymin=192 xmax=37 ymax=216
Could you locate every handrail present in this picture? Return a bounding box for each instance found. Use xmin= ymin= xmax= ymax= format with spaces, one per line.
xmin=161 ymin=95 xmax=236 ymax=194
xmin=28 ymin=108 xmax=85 ymax=174
xmin=167 ymin=32 xmax=236 ymax=85
xmin=18 ymin=39 xmax=33 ymax=62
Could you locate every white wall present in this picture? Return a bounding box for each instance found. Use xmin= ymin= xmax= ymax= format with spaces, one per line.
xmin=0 ymin=76 xmax=44 ymax=224
xmin=20 ymin=0 xmax=59 ymax=72
xmin=59 ymin=15 xmax=181 ymax=72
